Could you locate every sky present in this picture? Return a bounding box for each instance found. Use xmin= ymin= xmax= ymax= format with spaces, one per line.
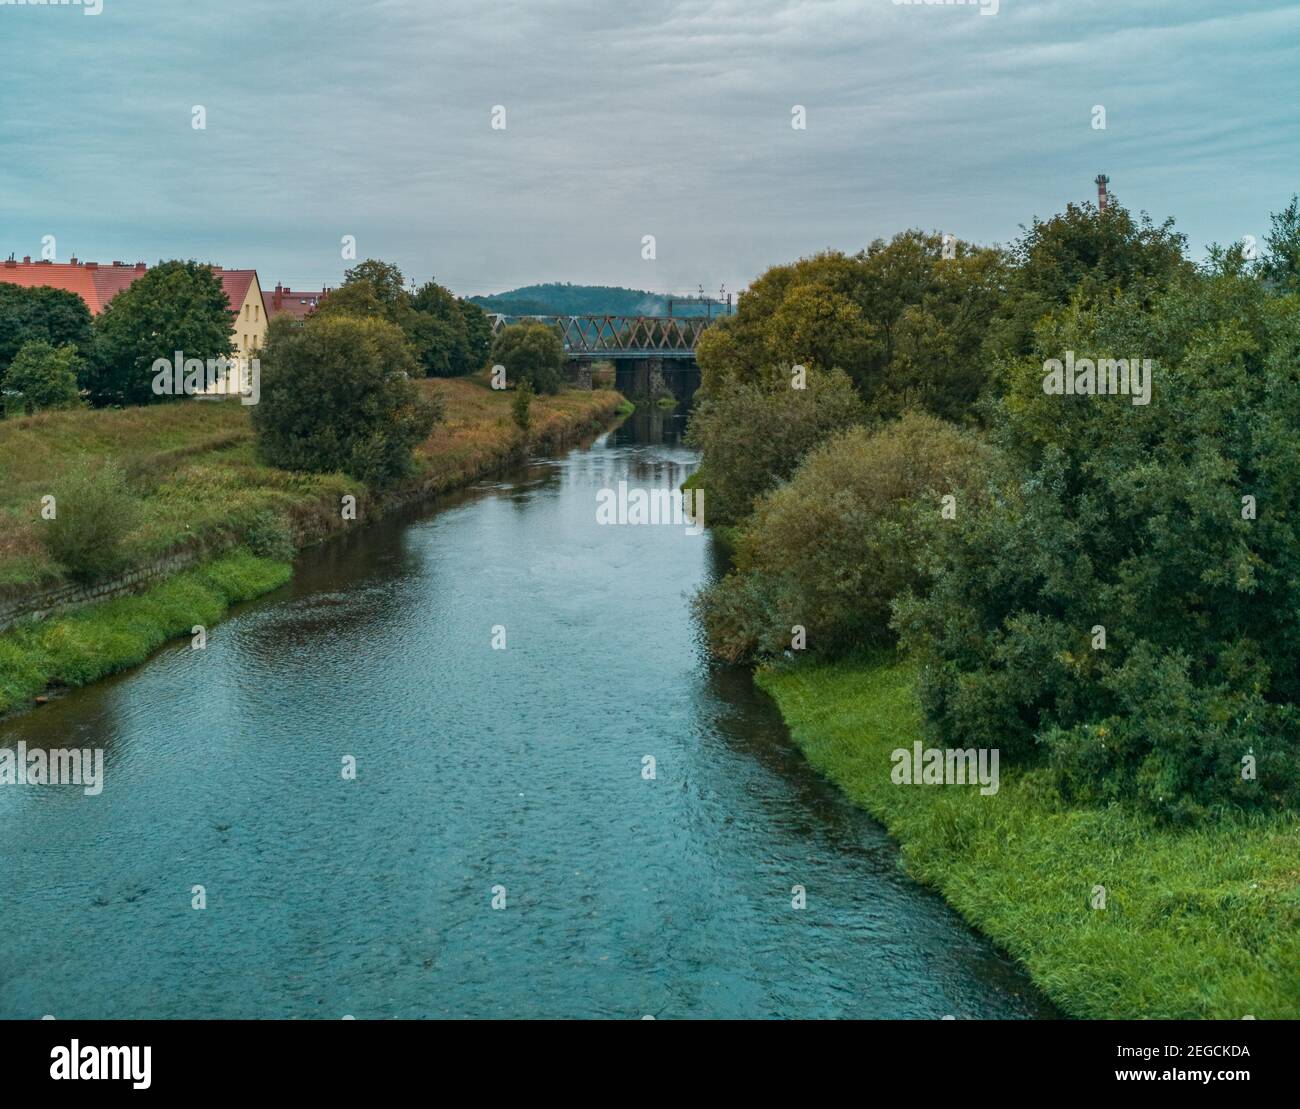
xmin=1 ymin=0 xmax=1297 ymax=299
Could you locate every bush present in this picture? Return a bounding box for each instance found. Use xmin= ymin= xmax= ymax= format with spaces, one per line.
xmin=250 ymin=314 xmax=440 ymax=488
xmin=685 ymin=366 xmax=862 ymax=525
xmin=3 ymin=339 xmax=83 ymax=416
xmin=491 ymin=320 xmax=565 ymax=394
xmin=696 ymin=412 xmax=993 ymax=660
xmin=512 ymin=378 xmax=533 ymax=433
xmin=42 ymin=461 xmax=140 ymax=582
xmin=893 ymin=270 xmax=1300 ymax=820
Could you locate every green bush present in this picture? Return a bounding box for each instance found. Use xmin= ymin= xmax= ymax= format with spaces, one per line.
xmin=696 ymin=411 xmax=993 ymax=661
xmin=41 ymin=461 xmax=140 ymax=582
xmin=685 ymin=366 xmax=862 ymax=525
xmin=893 ymin=269 xmax=1300 ymax=820
xmin=3 ymin=339 xmax=83 ymax=416
xmin=512 ymin=378 xmax=533 ymax=433
xmin=251 ymin=313 xmax=440 ymax=489
xmin=490 ymin=320 xmax=565 ymax=394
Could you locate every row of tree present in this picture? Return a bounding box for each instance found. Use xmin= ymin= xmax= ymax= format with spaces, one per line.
xmin=691 ymin=194 xmax=1300 ymax=822
xmin=0 ymin=258 xmax=498 ymax=414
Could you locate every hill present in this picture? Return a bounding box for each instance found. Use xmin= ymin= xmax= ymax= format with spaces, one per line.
xmin=467 ymin=283 xmax=715 ymax=317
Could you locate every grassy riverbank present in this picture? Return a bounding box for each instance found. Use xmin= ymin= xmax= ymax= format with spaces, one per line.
xmin=0 ymin=377 xmax=623 ymax=714
xmin=0 ymin=376 xmax=623 ymax=593
xmin=757 ymin=652 xmax=1300 ymax=1020
xmin=0 ymin=552 xmax=291 ymax=715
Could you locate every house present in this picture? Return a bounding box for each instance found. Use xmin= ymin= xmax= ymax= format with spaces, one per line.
xmin=0 ymin=257 xmax=267 ymax=386
xmin=263 ymin=283 xmax=328 ymax=322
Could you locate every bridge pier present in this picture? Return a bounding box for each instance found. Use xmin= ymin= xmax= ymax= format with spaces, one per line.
xmin=565 ymin=359 xmax=592 ymax=389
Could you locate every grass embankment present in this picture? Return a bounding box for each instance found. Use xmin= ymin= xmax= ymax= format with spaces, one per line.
xmin=758 ymin=652 xmax=1300 ymax=1019
xmin=0 ymin=376 xmax=623 ymax=593
xmin=0 ymin=376 xmax=623 ymax=714
xmin=0 ymin=552 xmax=290 ymax=714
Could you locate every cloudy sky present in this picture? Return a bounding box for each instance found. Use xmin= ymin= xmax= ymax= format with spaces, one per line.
xmin=1 ymin=0 xmax=1297 ymax=299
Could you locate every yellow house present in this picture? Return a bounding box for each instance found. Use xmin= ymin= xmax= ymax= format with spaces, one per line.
xmin=212 ymin=267 xmax=267 ymax=395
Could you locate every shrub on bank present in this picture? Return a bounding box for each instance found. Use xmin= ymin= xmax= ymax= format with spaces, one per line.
xmin=41 ymin=461 xmax=140 ymax=582
xmin=685 ymin=366 xmax=862 ymax=525
xmin=696 ymin=411 xmax=993 ymax=661
xmin=251 ymin=314 xmax=441 ymax=489
xmin=893 ymin=272 xmax=1300 ymax=820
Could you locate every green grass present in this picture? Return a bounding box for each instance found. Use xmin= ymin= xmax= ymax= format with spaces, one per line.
xmin=757 ymin=651 xmax=1300 ymax=1019
xmin=0 ymin=378 xmax=624 ymax=593
xmin=0 ymin=551 xmax=291 ymax=715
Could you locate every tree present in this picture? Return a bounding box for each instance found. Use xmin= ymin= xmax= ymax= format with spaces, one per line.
xmin=458 ymin=299 xmax=493 ymax=374
xmin=685 ymin=366 xmax=863 ymax=525
xmin=1259 ymin=194 xmax=1300 ymax=295
xmin=893 ymin=268 xmax=1300 ymax=821
xmin=3 ymin=340 xmax=83 ymax=416
xmin=490 ymin=320 xmax=565 ymax=394
xmin=696 ymin=412 xmax=993 ymax=661
xmin=408 ymin=280 xmax=470 ymax=376
xmin=250 ymin=314 xmax=440 ymax=488
xmin=0 ymin=284 xmax=92 ymax=379
xmin=87 ymin=261 xmax=233 ymax=406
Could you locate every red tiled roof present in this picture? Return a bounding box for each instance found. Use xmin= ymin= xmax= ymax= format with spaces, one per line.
xmin=262 ymin=284 xmax=327 ymax=321
xmin=0 ymin=258 xmax=148 ymax=314
xmin=213 ymin=267 xmax=257 ymax=316
xmin=0 ymin=258 xmax=261 ymax=316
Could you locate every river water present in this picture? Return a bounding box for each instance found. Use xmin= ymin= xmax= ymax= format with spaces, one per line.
xmin=0 ymin=404 xmax=1053 ymax=1019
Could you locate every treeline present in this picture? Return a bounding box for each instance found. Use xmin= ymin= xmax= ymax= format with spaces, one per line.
xmin=691 ymin=194 xmax=1300 ymax=822
xmin=0 ymin=258 xmax=495 ymax=415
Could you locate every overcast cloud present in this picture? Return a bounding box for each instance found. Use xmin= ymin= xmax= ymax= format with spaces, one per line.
xmin=1 ymin=0 xmax=1297 ymax=297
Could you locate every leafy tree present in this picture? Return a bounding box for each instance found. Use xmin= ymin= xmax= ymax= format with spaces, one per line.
xmin=1258 ymin=194 xmax=1300 ymax=295
xmin=0 ymin=283 xmax=92 ymax=379
xmin=987 ymin=200 xmax=1192 ymax=358
xmin=490 ymin=320 xmax=565 ymax=394
xmin=408 ymin=280 xmax=470 ymax=376
xmin=685 ymin=366 xmax=863 ymax=525
xmin=894 ymin=269 xmax=1300 ymax=821
xmin=696 ymin=411 xmax=993 ymax=661
xmin=340 ymin=259 xmax=407 ymax=314
xmin=251 ymin=314 xmax=440 ymax=488
xmin=314 ymin=281 xmax=393 ymax=322
xmin=86 ymin=261 xmax=232 ymax=406
xmin=3 ymin=340 xmax=83 ymax=416
xmin=458 ymin=298 xmax=493 ymax=374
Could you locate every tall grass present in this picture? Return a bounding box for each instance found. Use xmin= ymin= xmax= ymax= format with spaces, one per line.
xmin=757 ymin=652 xmax=1300 ymax=1019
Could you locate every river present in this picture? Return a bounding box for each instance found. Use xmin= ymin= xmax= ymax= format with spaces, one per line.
xmin=0 ymin=403 xmax=1053 ymax=1019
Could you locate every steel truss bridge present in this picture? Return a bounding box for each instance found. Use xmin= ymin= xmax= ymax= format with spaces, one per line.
xmin=488 ymin=314 xmax=714 ymax=361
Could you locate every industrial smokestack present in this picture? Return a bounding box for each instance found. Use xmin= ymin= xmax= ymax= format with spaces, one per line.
xmin=1095 ymin=173 xmax=1110 ymax=212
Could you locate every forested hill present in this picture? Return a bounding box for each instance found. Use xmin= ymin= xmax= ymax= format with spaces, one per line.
xmin=467 ymin=283 xmax=713 ymax=317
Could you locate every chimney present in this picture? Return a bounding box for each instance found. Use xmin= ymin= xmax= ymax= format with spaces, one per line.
xmin=84 ymin=261 xmax=98 ymax=269
xmin=273 ymin=283 xmax=283 ymax=310
xmin=70 ymin=256 xmax=78 ymax=266
xmin=1095 ymin=173 xmax=1110 ymax=212
xmin=22 ymin=256 xmax=31 ymax=264
xmin=135 ymin=262 xmax=146 ymax=271
xmin=112 ymin=260 xmax=123 ymax=267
